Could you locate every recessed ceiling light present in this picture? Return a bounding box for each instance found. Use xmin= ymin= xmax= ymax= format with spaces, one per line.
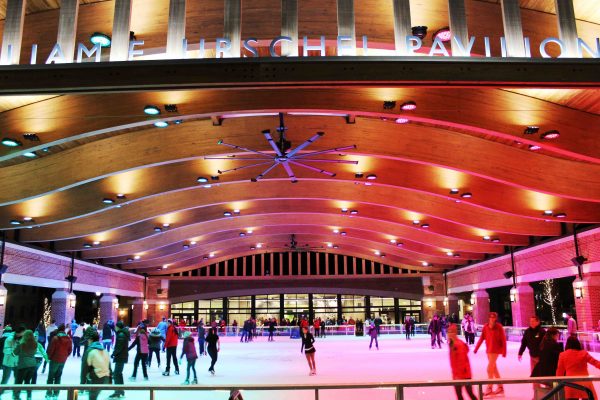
xmin=23 ymin=217 xmax=33 ymax=222
xmin=433 ymin=27 xmax=451 ymax=42
xmin=143 ymin=105 xmax=161 ymax=115
xmin=239 ymin=232 xmax=246 ymax=237
xmin=203 ymin=256 xmax=209 ymax=260
xmin=421 ymin=223 xmax=430 ymax=228
xmin=541 ymin=130 xmax=560 ymax=140
xmin=102 ymin=198 xmax=115 ymax=204
xmin=524 ymin=126 xmax=539 ymax=135
xmin=453 ymin=253 xmax=461 ymax=258
xmin=412 ymin=220 xmax=420 ymax=225
xmin=383 ymin=101 xmax=396 ymax=110
xmin=543 ymin=210 xmax=553 ymax=216
xmin=93 ymin=241 xmax=101 ymax=245
xmin=1 ymin=138 xmax=22 ymax=147
xmin=396 ymin=242 xmax=403 ymax=247
xmin=83 ymin=243 xmax=92 ymax=249
xmin=483 ymin=236 xmax=491 ymax=241
xmin=341 ymin=208 xmax=348 ymax=213
xmin=554 ymin=212 xmax=567 ymax=218
xmin=153 ymin=121 xmax=169 ymax=128
xmin=162 ymin=223 xmax=170 ymax=228
xmin=450 ymin=188 xmax=459 ymax=195
xmin=340 ymin=231 xmax=347 ymax=236
xmin=246 ymin=229 xmax=253 ymax=234
xmin=224 ymin=211 xmax=232 ymax=217
xmin=154 ymin=227 xmax=162 ymax=232
xmin=390 ymin=239 xmax=397 ymax=244
xmin=190 ymin=241 xmax=197 ymax=245
xmin=333 ymin=245 xmax=339 ymax=249
xmin=126 ymin=258 xmax=134 ymax=262
xmin=529 ymin=144 xmax=541 ymax=151
xmin=446 ymin=251 xmax=454 ymax=256
xmin=366 ymin=174 xmax=377 ymax=180
xmin=491 ymin=238 xmax=501 ymax=243
xmin=421 ymin=261 xmax=429 ymax=267
xmin=333 ymin=229 xmax=339 ymax=234
xmin=162 ymin=265 xmax=168 ymax=269
xmin=400 ymin=101 xmax=417 ymax=111
xmin=203 ymin=184 xmax=212 ymax=189
xmin=134 ymin=255 xmax=141 ymax=260
xmin=460 ymin=192 xmax=473 ymax=199
xmin=116 ymin=194 xmax=126 ymax=200
xmin=209 ymin=252 xmax=215 ymax=258
xmin=395 ymin=117 xmax=409 ymax=124
xmin=23 ymin=152 xmax=37 ymax=158
xmin=90 ymin=32 xmax=111 ymax=47
xmin=256 ymin=243 xmax=263 ymax=249
xmin=327 ymin=243 xmax=333 ymax=248
xmin=183 ymin=244 xmax=190 ymax=249
xmin=233 ymin=209 xmax=240 ymax=214
xmin=350 ymin=210 xmax=358 ymax=215
xmin=374 ymin=250 xmax=381 ymax=256
xmin=197 ymin=177 xmax=209 ymax=183
xmin=354 ymin=173 xmax=364 ymax=179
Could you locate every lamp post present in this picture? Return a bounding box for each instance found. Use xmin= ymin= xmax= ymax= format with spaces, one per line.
xmin=509 ymin=247 xmax=517 ymax=303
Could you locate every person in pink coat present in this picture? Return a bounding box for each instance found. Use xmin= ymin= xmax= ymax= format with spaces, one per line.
xmin=556 ymin=336 xmax=600 ymax=400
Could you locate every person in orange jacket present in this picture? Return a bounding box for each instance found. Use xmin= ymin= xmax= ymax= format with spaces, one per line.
xmin=556 ymin=336 xmax=600 ymax=400
xmin=448 ymin=324 xmax=477 ymax=400
xmin=161 ymin=320 xmax=180 ymax=376
xmin=474 ymin=312 xmax=506 ymax=397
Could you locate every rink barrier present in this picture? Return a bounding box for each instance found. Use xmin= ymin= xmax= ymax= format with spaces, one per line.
xmin=2 ymin=376 xmax=597 ymax=400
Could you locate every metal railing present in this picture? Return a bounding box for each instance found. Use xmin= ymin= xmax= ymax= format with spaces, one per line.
xmin=3 ymin=376 xmax=598 ymax=400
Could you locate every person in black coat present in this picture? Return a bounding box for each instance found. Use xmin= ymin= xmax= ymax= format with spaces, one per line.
xmin=518 ymin=316 xmax=546 ymax=374
xmin=300 ymin=326 xmax=316 ymax=376
xmin=109 ymin=321 xmax=130 ymax=399
xmin=531 ymin=327 xmax=563 ymax=388
xmin=428 ymin=315 xmax=442 ymax=349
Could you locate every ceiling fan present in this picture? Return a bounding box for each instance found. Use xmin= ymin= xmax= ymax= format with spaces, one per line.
xmin=268 ymin=234 xmax=325 ymax=252
xmin=204 ymin=113 xmax=358 ymax=183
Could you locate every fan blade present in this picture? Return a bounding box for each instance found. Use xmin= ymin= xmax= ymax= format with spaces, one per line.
xmin=251 ymin=162 xmax=278 ymax=182
xmin=263 ymin=130 xmax=283 ymax=157
xmin=217 ymin=160 xmax=274 ymax=174
xmin=294 ymin=158 xmax=358 ymax=164
xmin=282 ymin=162 xmax=298 ymax=183
xmin=290 ymin=161 xmax=336 ymax=177
xmin=286 ymin=132 xmax=324 ymax=158
xmin=294 ymin=144 xmax=357 ymax=159
xmin=217 ymin=140 xmax=273 ymax=158
xmin=204 ymin=156 xmax=272 ymax=161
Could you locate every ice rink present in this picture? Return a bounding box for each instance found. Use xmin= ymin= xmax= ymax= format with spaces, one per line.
xmin=11 ymin=334 xmax=600 ymax=400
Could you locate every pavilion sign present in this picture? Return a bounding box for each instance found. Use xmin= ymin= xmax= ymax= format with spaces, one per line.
xmin=5 ymin=34 xmax=600 ymax=65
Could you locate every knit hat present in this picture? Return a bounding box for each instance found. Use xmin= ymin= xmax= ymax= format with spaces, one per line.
xmin=3 ymin=326 xmax=12 ymax=333
xmin=116 ymin=321 xmax=125 ymax=329
xmin=182 ymin=331 xmax=191 ymax=338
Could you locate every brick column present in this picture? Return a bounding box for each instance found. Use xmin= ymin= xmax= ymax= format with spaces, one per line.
xmin=573 ymin=273 xmax=600 ymax=332
xmin=131 ymin=299 xmax=147 ymax=325
xmin=0 ymin=284 xmax=7 ymax=325
xmin=51 ymin=289 xmax=76 ymax=326
xmin=511 ymin=283 xmax=535 ymax=328
xmin=472 ymin=289 xmax=490 ymax=325
xmin=446 ymin=294 xmax=459 ymax=317
xmin=99 ymin=294 xmax=118 ymax=326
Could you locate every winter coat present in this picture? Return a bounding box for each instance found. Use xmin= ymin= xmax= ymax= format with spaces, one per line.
xmin=47 ymin=332 xmax=73 ymax=363
xmin=35 ymin=325 xmax=47 ymax=344
xmin=14 ymin=342 xmax=39 ymax=369
xmin=518 ymin=325 xmax=546 ymax=358
xmin=73 ymin=325 xmax=85 ymax=338
xmin=556 ymin=349 xmax=600 ymax=399
xmin=149 ymin=330 xmax=162 ymax=349
xmin=128 ymin=332 xmax=149 ymax=354
xmin=2 ymin=333 xmax=18 ymax=368
xmin=112 ymin=329 xmax=130 ymax=363
xmin=449 ymin=337 xmax=472 ymax=379
xmin=180 ymin=337 xmax=198 ymax=361
xmin=83 ymin=341 xmax=111 ymax=380
xmin=428 ymin=319 xmax=442 ymax=334
xmin=462 ymin=318 xmax=474 ymax=334
xmin=475 ymin=323 xmax=506 ymax=356
xmin=567 ymin=317 xmax=578 ymax=336
xmin=165 ymin=325 xmax=179 ymax=348
xmin=102 ymin=323 xmax=113 ymax=341
xmin=156 ymin=321 xmax=168 ymax=337
xmin=531 ymin=339 xmax=563 ymax=377
xmin=368 ymin=325 xmax=378 ymax=338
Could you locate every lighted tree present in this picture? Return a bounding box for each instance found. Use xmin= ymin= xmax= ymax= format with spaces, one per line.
xmin=94 ymin=307 xmax=100 ymax=325
xmin=541 ymin=279 xmax=559 ymax=325
xmin=43 ymin=297 xmax=52 ymax=326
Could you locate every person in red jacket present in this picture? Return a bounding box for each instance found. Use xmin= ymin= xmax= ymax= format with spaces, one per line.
xmin=448 ymin=324 xmax=477 ymax=400
xmin=474 ymin=312 xmax=507 ymax=397
xmin=162 ymin=320 xmax=180 ymax=376
xmin=46 ymin=324 xmax=73 ymax=398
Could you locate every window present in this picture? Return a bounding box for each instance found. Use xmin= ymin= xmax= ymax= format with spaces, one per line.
xmin=370 ymin=296 xmax=395 ymax=323
xmin=255 ymin=294 xmax=280 ymax=323
xmin=313 ymin=294 xmax=337 ymax=322
xmin=197 ymin=299 xmax=223 ymax=324
xmin=283 ymin=294 xmax=309 ymax=321
xmin=341 ymin=295 xmax=365 ymax=322
xmin=228 ymin=296 xmax=251 ymax=325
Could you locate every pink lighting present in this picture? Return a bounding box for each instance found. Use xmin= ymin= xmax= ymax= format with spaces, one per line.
xmin=541 ymin=130 xmax=560 ymax=140
xmin=434 ymin=27 xmax=452 ymax=42
xmin=529 ymin=144 xmax=541 ymax=151
xmin=400 ymin=101 xmax=417 ymax=111
xmin=395 ymin=117 xmax=409 ymax=124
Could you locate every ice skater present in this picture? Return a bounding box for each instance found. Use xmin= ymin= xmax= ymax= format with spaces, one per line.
xmin=300 ymin=326 xmax=317 ymax=376
xmin=205 ymin=327 xmax=220 ymax=375
xmin=429 ymin=315 xmax=442 ymax=349
xmin=368 ymin=323 xmax=379 ymax=350
xmin=474 ymin=312 xmax=506 ymax=397
xmin=448 ymin=324 xmax=478 ymax=400
xmin=179 ymin=331 xmax=198 ymax=385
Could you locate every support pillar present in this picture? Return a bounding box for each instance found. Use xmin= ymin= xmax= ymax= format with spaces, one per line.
xmin=573 ymin=273 xmax=600 ymax=332
xmin=51 ymin=289 xmax=76 ymax=326
xmin=0 ymin=284 xmax=8 ymax=325
xmin=131 ymin=299 xmax=147 ymax=325
xmin=99 ymin=294 xmax=118 ymax=326
xmin=472 ymin=289 xmax=490 ymax=325
xmin=446 ymin=294 xmax=459 ymax=318
xmin=510 ymin=283 xmax=535 ymax=328
xmin=0 ymin=0 xmax=26 ymax=65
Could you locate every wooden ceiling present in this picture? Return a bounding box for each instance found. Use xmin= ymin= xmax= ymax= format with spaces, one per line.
xmin=0 ymin=0 xmax=598 ymax=277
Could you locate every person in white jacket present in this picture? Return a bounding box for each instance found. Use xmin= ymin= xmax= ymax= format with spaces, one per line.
xmin=72 ymin=323 xmax=85 ymax=357
xmin=462 ymin=314 xmax=475 ymax=345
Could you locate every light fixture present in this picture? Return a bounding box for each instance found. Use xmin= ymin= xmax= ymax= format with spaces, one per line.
xmin=411 ymin=26 xmax=428 ymax=39
xmin=421 ymin=261 xmax=429 ymax=267
xmin=491 ymin=238 xmax=501 ymax=243
xmin=460 ymin=192 xmax=473 ymax=199
xmin=102 ymin=198 xmax=115 ymax=204
xmin=256 ymin=243 xmax=263 ymax=249
xmin=126 ymin=258 xmax=133 ymax=262
xmin=554 ymin=212 xmax=567 ymax=218
xmin=233 ymin=209 xmax=240 ymax=214
xmin=350 ymin=210 xmax=358 ymax=215
xmin=209 ymin=252 xmax=215 ymax=258
xmin=340 ymin=231 xmax=347 ymax=236
xmin=529 ymin=144 xmax=541 ymax=151
xmin=541 ymin=130 xmax=560 ymax=140
xmin=390 ymin=239 xmax=397 ymax=244
xmin=23 ymin=152 xmax=37 ymax=158
xmin=341 ymin=208 xmax=348 ymax=213
xmin=443 ymin=297 xmax=448 ymax=307
xmin=395 ymin=117 xmax=409 ymax=124
xmin=509 ymin=286 xmax=517 ymax=303
xmin=354 ymin=173 xmax=364 ymax=179
xmin=143 ymin=105 xmax=161 ymax=115
xmin=224 ymin=211 xmax=232 ymax=217
xmin=421 ymin=223 xmax=430 ymax=229
xmin=95 ymin=292 xmax=101 ymax=297
xmin=68 ymin=293 xmax=76 ymax=308
xmin=543 ymin=210 xmax=553 ymax=216
xmin=333 ymin=245 xmax=339 ymax=249
xmin=134 ymin=255 xmax=141 ymax=260
xmin=453 ymin=253 xmax=461 ymax=258
xmin=9 ymin=220 xmax=21 ymax=226
xmin=202 ymin=184 xmax=212 ymax=189
xmin=197 ymin=177 xmax=209 ymax=183
xmin=154 ymin=227 xmax=162 ymax=232
xmin=203 ymin=255 xmax=209 ymax=260
xmin=143 ymin=300 xmax=149 ymax=310
xmin=250 ymin=246 xmax=256 ymax=250
xmin=483 ymin=236 xmax=491 ymax=241
xmin=333 ymin=229 xmax=339 ymax=234
xmin=1 ymin=138 xmax=22 ymax=147
xmin=113 ymin=299 xmax=119 ymax=310
xmin=153 ymin=121 xmax=169 ymax=128
xmin=23 ymin=133 xmax=40 ymax=142
xmin=446 ymin=251 xmax=453 ymax=256
xmin=246 ymin=229 xmax=253 ymax=234
xmin=412 ymin=220 xmax=420 ymax=225
xmin=164 ymin=104 xmax=178 ymax=113
xmin=183 ymin=244 xmax=190 ymax=249
xmin=211 ymin=176 xmax=220 ymax=181
xmin=90 ymin=32 xmax=111 ymax=47
xmin=470 ymin=293 xmax=475 ymax=305
xmin=400 ymin=101 xmax=417 ymax=111
xmin=383 ymin=101 xmax=396 ymax=110
xmin=327 ymin=243 xmax=333 ymax=248
xmin=524 ymin=126 xmax=539 ymax=135
xmin=396 ymin=242 xmax=403 ymax=247
xmin=239 ymin=232 xmax=246 ymax=237
xmin=162 ymin=264 xmax=168 ymax=269
xmin=449 ymin=188 xmax=459 ymax=195
xmin=434 ymin=27 xmax=451 ymax=42
xmin=575 ymin=279 xmax=584 ymax=299
xmin=366 ymin=174 xmax=377 ymax=180
xmin=83 ymin=243 xmax=92 ymax=249
xmin=374 ymin=250 xmax=381 ymax=256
